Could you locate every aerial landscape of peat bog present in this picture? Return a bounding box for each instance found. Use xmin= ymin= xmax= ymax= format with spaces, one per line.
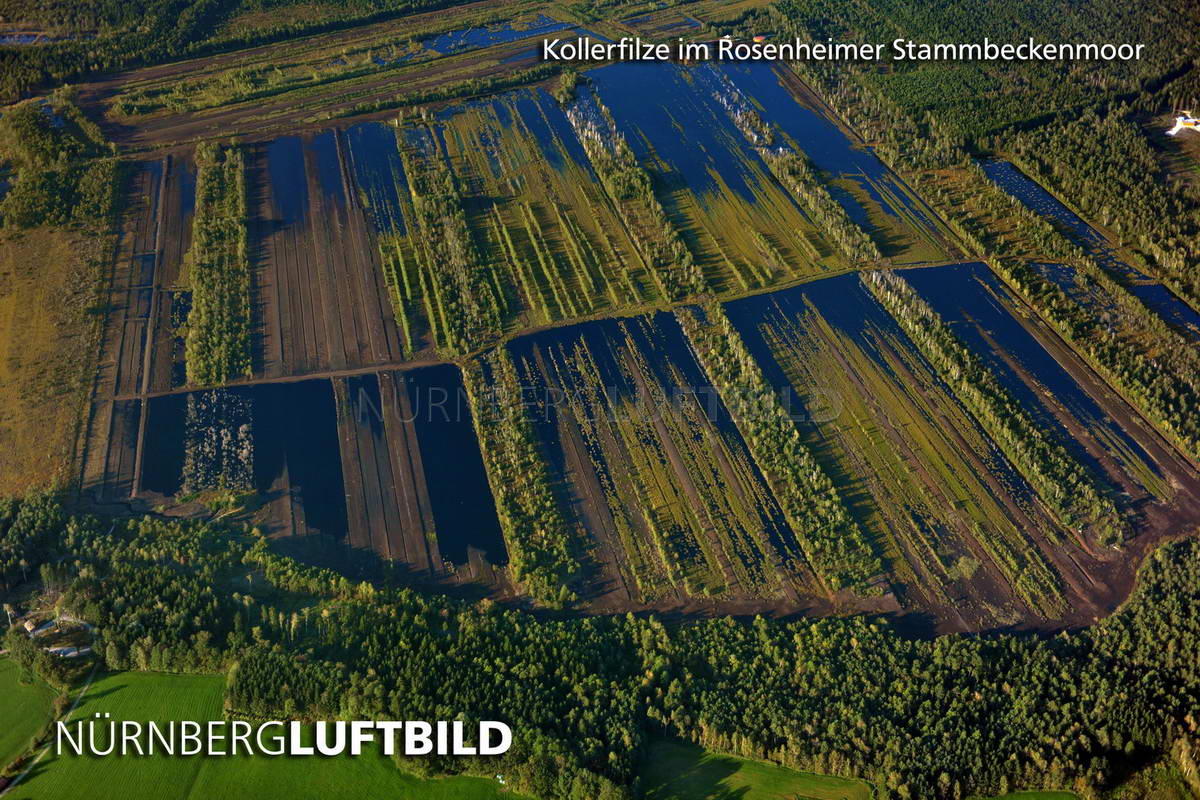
xmin=2 ymin=0 xmax=1200 ymax=798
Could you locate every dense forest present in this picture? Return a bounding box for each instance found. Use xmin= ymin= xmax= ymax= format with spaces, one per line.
xmin=3 ymin=496 xmax=1200 ymax=799
xmin=746 ymin=0 xmax=1197 ymax=140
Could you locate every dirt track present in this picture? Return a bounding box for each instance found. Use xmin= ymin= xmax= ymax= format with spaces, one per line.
xmin=73 ymin=18 xmax=557 ymax=149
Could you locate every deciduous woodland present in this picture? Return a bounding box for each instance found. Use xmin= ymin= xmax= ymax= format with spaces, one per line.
xmin=4 ymin=498 xmax=1200 ymax=800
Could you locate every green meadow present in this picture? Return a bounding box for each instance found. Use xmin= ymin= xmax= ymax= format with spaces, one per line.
xmin=0 ymin=670 xmax=1133 ymax=800
xmin=640 ymin=738 xmax=873 ymax=800
xmin=0 ymin=656 xmax=56 ymax=768
xmin=12 ymin=671 xmax=528 ymax=800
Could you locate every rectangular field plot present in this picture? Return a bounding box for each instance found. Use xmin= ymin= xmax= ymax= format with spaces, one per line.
xmin=146 ymin=154 xmax=197 ymax=393
xmin=133 ymin=370 xmax=506 ymax=590
xmin=79 ymin=161 xmax=162 ymax=502
xmin=249 ymin=130 xmax=405 ymax=377
xmin=138 ymin=381 xmax=348 ymax=541
xmin=504 ymin=313 xmax=819 ymax=608
xmin=724 ymin=265 xmax=1200 ymax=629
xmin=899 ymin=264 xmax=1178 ymax=507
xmin=437 ymin=90 xmax=655 ymax=325
xmin=585 ymin=62 xmax=844 ymax=292
xmin=333 ymin=366 xmax=507 ymax=577
xmin=350 ymin=93 xmax=656 ymax=355
xmin=719 ymin=62 xmax=952 ymax=265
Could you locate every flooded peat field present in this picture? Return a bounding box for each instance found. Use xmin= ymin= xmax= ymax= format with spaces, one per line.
xmin=718 ymin=61 xmax=949 ymax=262
xmin=505 ymin=311 xmax=812 ymax=609
xmin=135 ymin=368 xmax=506 ymax=590
xmin=237 ymin=59 xmax=958 ymax=371
xmin=582 ymin=61 xmax=844 ymax=291
xmin=248 ymin=127 xmax=405 ymax=379
xmin=982 ymin=159 xmax=1200 ymax=339
xmin=78 ymin=49 xmax=1200 ymax=628
xmin=721 ymin=262 xmax=1199 ymax=629
xmin=104 ymin=253 xmax=1200 ymax=627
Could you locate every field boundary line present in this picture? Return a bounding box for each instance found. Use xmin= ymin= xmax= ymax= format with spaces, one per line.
xmin=1 ymin=664 xmax=100 ymax=797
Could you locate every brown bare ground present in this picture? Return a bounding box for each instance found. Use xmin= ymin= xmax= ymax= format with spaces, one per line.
xmin=78 ymin=161 xmax=163 ymax=502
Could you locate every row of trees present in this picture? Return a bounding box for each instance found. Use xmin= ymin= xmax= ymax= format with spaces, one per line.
xmin=5 ymin=495 xmax=1200 ymax=798
xmin=676 ymin=302 xmax=882 ymax=592
xmin=863 ymin=270 xmax=1125 ymax=547
xmin=764 ymin=150 xmax=881 ymax=264
xmin=346 ymin=63 xmax=566 ymax=118
xmin=462 ymin=350 xmax=579 ymax=608
xmin=565 ymin=95 xmax=707 ymax=302
xmin=711 ymin=79 xmax=881 ymax=264
xmin=400 ymin=129 xmax=502 ymax=355
xmin=185 ymin=141 xmax=252 ymax=385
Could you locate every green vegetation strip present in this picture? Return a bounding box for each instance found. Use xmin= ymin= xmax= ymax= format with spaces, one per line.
xmin=0 ymin=92 xmax=118 ymax=230
xmin=764 ymin=149 xmax=881 ymax=264
xmin=343 ymin=64 xmax=564 ymax=119
xmin=400 ymin=131 xmax=502 ymax=356
xmin=640 ymin=738 xmax=873 ymax=800
xmin=567 ymin=98 xmax=706 ymax=301
xmin=185 ymin=142 xmax=252 ymax=386
xmin=992 ymin=255 xmax=1200 ymax=465
xmin=0 ymin=657 xmax=57 ymax=769
xmin=863 ymin=270 xmax=1124 ymax=547
xmin=463 ymin=349 xmax=579 ymax=607
xmin=676 ymin=302 xmax=881 ymax=592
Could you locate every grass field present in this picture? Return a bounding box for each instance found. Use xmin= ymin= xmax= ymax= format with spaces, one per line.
xmin=640 ymin=739 xmax=873 ymax=800
xmin=0 ymin=226 xmax=107 ymax=494
xmin=0 ymin=657 xmax=56 ymax=769
xmin=15 ymin=671 xmax=530 ymax=800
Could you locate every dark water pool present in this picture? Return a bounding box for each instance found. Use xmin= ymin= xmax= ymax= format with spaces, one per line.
xmin=344 ymin=120 xmax=408 ymax=235
xmin=402 ymin=365 xmax=507 ymax=565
